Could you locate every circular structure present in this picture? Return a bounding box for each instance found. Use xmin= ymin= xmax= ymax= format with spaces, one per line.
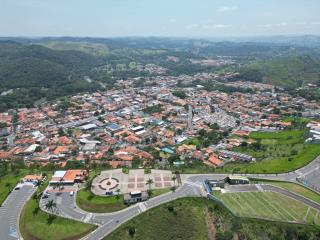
xmin=98 ymin=177 xmax=119 ymax=191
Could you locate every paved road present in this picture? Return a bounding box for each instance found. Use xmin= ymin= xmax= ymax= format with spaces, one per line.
xmin=3 ymin=154 xmax=319 ymax=240
xmin=0 ymin=185 xmax=36 ymax=240
xmin=40 ymin=182 xmax=203 ymax=240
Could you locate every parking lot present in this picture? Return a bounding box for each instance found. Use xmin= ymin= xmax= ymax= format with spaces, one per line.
xmin=0 ymin=184 xmax=36 ymax=240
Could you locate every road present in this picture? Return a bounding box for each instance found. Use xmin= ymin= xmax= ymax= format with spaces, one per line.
xmin=40 ymin=182 xmax=203 ymax=240
xmin=36 ymin=156 xmax=320 ymax=240
xmin=0 ymin=185 xmax=36 ymax=240
xmin=2 ymin=154 xmax=320 ymax=240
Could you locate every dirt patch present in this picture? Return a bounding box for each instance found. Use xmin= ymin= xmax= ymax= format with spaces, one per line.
xmin=205 ymin=207 xmax=216 ymax=240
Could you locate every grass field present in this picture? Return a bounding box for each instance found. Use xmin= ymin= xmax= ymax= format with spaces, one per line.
xmin=220 ymin=128 xmax=319 ymax=174
xmin=0 ymin=174 xmax=22 ymax=206
xmin=217 ymin=191 xmax=320 ymax=225
xmin=76 ymin=187 xmax=172 ymax=213
xmin=221 ymin=143 xmax=320 ymax=173
xmin=76 ymin=188 xmax=127 ymax=213
xmin=254 ymin=180 xmax=320 ymax=205
xmin=20 ymin=197 xmax=96 ymax=240
xmin=104 ymin=198 xmax=209 ymax=240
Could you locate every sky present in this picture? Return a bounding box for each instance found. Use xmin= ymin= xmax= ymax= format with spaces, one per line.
xmin=1 ymin=0 xmax=320 ymax=38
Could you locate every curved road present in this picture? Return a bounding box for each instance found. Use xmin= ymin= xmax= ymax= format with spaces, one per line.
xmin=2 ymin=155 xmax=318 ymax=240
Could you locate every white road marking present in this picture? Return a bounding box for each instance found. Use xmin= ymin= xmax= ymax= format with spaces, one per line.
xmin=138 ymin=202 xmax=147 ymax=212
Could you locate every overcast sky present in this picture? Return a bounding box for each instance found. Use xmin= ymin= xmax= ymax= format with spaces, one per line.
xmin=1 ymin=0 xmax=320 ymax=37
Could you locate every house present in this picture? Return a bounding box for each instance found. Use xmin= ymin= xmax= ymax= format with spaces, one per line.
xmin=50 ymin=170 xmax=87 ymax=185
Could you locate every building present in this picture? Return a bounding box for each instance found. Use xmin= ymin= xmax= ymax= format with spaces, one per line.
xmin=226 ymin=175 xmax=250 ymax=185
xmin=124 ymin=190 xmax=149 ymax=204
xmin=50 ymin=170 xmax=87 ymax=185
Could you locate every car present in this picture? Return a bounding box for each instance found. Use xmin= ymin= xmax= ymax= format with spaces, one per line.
xmin=42 ymin=191 xmax=50 ymax=197
xmin=106 ymin=191 xmax=113 ymax=196
xmin=69 ymin=191 xmax=74 ymax=196
xmin=14 ymin=184 xmax=23 ymax=190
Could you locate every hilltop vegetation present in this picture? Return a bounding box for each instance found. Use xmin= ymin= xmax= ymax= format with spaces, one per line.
xmin=238 ymin=55 xmax=320 ymax=88
xmin=41 ymin=41 xmax=109 ymax=56
xmin=1 ymin=37 xmax=320 ymax=110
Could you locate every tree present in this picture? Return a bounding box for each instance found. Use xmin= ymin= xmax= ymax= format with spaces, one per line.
xmin=45 ymin=200 xmax=57 ymax=213
xmin=172 ymin=176 xmax=177 ymax=187
xmin=5 ymin=182 xmax=12 ymax=192
xmin=146 ymin=178 xmax=154 ymax=191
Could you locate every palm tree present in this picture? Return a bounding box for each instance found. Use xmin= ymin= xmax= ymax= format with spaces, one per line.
xmin=171 ymin=176 xmax=177 ymax=187
xmin=146 ymin=178 xmax=154 ymax=191
xmin=45 ymin=200 xmax=57 ymax=213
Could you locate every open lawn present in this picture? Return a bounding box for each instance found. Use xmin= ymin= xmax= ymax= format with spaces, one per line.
xmin=76 ymin=188 xmax=127 ymax=213
xmin=20 ymin=198 xmax=96 ymax=240
xmin=217 ymin=191 xmax=320 ymax=225
xmin=250 ymin=129 xmax=307 ymax=144
xmin=104 ymin=198 xmax=209 ymax=240
xmin=0 ymin=174 xmax=22 ymax=206
xmin=220 ymin=143 xmax=320 ymax=173
xmin=76 ymin=187 xmax=172 ymax=213
xmin=254 ymin=180 xmax=320 ymax=205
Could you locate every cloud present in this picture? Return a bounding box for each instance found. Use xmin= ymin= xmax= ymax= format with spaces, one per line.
xmin=258 ymin=24 xmax=273 ymax=28
xmin=311 ymin=22 xmax=320 ymax=25
xmin=185 ymin=24 xmax=199 ymax=30
xmin=218 ymin=6 xmax=237 ymax=12
xmin=276 ymin=22 xmax=288 ymax=27
xmin=169 ymin=18 xmax=177 ymax=23
xmin=214 ymin=24 xmax=232 ymax=28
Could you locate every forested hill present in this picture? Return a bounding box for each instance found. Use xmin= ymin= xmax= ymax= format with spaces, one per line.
xmin=0 ymin=41 xmax=102 ymax=111
xmin=237 ymin=55 xmax=320 ymax=88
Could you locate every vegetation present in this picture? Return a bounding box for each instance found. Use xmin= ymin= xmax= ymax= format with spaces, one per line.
xmin=41 ymin=41 xmax=109 ymax=56
xmin=76 ymin=188 xmax=127 ymax=213
xmin=172 ymin=90 xmax=187 ymax=99
xmin=216 ymin=191 xmax=320 ymax=225
xmin=105 ymin=198 xmax=209 ymax=240
xmin=220 ymin=129 xmax=320 ymax=174
xmin=0 ymin=173 xmax=23 ymax=205
xmin=253 ymin=180 xmax=320 ymax=205
xmin=19 ymin=197 xmax=96 ymax=240
xmin=238 ymin=55 xmax=320 ymax=88
xmin=106 ymin=197 xmax=320 ymax=240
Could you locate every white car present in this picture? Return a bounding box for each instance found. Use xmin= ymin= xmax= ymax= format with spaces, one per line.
xmin=69 ymin=191 xmax=74 ymax=196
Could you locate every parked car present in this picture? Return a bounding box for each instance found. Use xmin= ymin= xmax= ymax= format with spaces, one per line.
xmin=69 ymin=191 xmax=74 ymax=196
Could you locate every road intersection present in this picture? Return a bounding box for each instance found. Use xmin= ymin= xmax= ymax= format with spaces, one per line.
xmin=1 ymin=155 xmax=320 ymax=240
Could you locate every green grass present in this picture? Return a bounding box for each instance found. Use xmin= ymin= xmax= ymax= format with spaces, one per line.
xmin=104 ymin=198 xmax=209 ymax=240
xmin=20 ymin=197 xmax=96 ymax=240
xmin=220 ymin=143 xmax=320 ymax=173
xmin=76 ymin=188 xmax=127 ymax=213
xmin=254 ymin=180 xmax=320 ymax=205
xmin=76 ymin=187 xmax=172 ymax=213
xmin=0 ymin=174 xmax=22 ymax=206
xmin=42 ymin=41 xmax=109 ymax=56
xmin=250 ymin=129 xmax=307 ymax=144
xmin=217 ymin=191 xmax=320 ymax=225
xmin=149 ymin=188 xmax=171 ymax=198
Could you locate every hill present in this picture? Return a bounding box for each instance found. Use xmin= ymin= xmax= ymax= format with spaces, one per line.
xmin=40 ymin=41 xmax=109 ymax=56
xmin=238 ymin=55 xmax=320 ymax=88
xmin=0 ymin=41 xmax=102 ymax=111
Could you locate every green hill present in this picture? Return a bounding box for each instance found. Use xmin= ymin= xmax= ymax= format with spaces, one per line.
xmin=0 ymin=41 xmax=101 ymax=110
xmin=41 ymin=41 xmax=109 ymax=56
xmin=238 ymin=56 xmax=320 ymax=88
